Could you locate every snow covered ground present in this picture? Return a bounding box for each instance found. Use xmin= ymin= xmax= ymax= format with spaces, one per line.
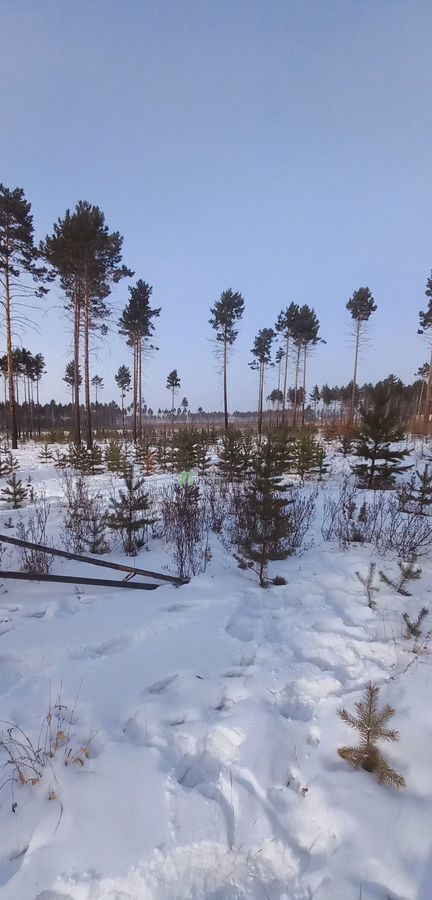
xmin=0 ymin=444 xmax=431 ymax=900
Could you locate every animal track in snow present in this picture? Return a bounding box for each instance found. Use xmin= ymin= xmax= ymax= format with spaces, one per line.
xmin=0 ymin=843 xmax=29 ymax=886
xmin=146 ymin=673 xmax=178 ymax=694
xmin=70 ymin=634 xmax=131 ymax=660
xmin=0 ymin=655 xmax=24 ymax=694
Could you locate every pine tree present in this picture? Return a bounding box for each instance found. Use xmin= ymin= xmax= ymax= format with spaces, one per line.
xmin=32 ymin=352 xmax=46 ymax=435
xmin=275 ymin=303 xmax=300 ymax=426
xmin=209 ymin=289 xmax=245 ymax=432
xmin=250 ymin=328 xmax=275 ymax=438
xmin=294 ymin=429 xmax=321 ymax=479
xmin=338 ymin=683 xmax=405 ymax=788
xmin=108 ymin=468 xmax=155 ymax=555
xmin=87 ymin=509 xmax=109 ymax=554
xmin=195 ymin=432 xmax=211 ymax=475
xmin=294 ymin=305 xmax=324 ymax=426
xmin=380 ymin=557 xmax=421 ymax=597
xmin=356 ymin=562 xmax=379 ymax=608
xmin=418 ymin=271 xmax=432 ymax=431
xmin=310 ymin=385 xmax=321 ymax=422
xmin=351 ymin=385 xmax=412 ymax=488
xmin=0 ymin=185 xmax=50 ymax=448
xmin=1 ymin=474 xmax=28 ymax=508
xmin=63 ymin=360 xmax=82 ymax=408
xmin=403 ymin=608 xmax=429 ymax=650
xmin=235 ymin=438 xmax=294 ymax=586
xmin=115 ymin=365 xmax=132 ymax=434
xmin=218 ymin=430 xmax=246 ymax=481
xmin=399 ymin=464 xmax=432 ymax=515
xmin=43 ymin=202 xmax=132 ymax=448
xmin=143 ymin=448 xmax=156 ymax=476
xmin=314 ymin=445 xmax=329 ymax=480
xmin=166 ymin=369 xmax=181 ymax=429
xmin=156 ymin=430 xmax=169 ymax=472
xmin=118 ymin=280 xmax=160 ymax=441
xmin=347 ymin=287 xmax=377 ymax=423
xmin=38 ymin=444 xmax=54 ymax=463
xmin=105 ymin=439 xmax=128 ymax=475
xmin=173 ymin=429 xmax=197 ymax=472
xmin=1 ymin=451 xmax=19 ymax=475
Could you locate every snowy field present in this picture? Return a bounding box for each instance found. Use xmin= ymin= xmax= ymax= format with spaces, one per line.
xmin=0 ymin=443 xmax=431 ymax=900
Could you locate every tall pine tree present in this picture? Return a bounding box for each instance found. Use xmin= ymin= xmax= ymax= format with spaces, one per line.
xmin=0 ymin=184 xmax=50 ymax=448
xmin=209 ymin=288 xmax=245 ymax=433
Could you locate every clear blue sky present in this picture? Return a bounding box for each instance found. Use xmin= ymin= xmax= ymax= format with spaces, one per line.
xmin=1 ymin=0 xmax=431 ymax=411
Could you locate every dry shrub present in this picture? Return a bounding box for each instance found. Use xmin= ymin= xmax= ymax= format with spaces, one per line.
xmin=0 ymin=688 xmax=96 ymax=808
xmin=322 ymin=476 xmax=432 ymax=558
xmin=16 ymin=492 xmax=53 ymax=575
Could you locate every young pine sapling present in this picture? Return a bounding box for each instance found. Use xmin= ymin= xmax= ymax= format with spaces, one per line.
xmin=338 ymin=683 xmax=405 ymax=788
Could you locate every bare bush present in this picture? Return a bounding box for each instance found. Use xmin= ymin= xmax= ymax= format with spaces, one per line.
xmin=0 ymin=687 xmax=95 ymax=807
xmin=288 ymin=485 xmax=318 ymax=552
xmin=162 ymin=482 xmax=208 ymax=580
xmin=60 ymin=470 xmax=108 ymax=555
xmin=202 ymin=474 xmax=230 ymax=534
xmin=16 ymin=493 xmax=53 ymax=575
xmin=322 ymin=477 xmax=432 ymax=558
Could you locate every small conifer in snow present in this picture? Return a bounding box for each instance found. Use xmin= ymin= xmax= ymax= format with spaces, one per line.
xmin=338 ymin=683 xmax=405 ymax=788
xmin=380 ymin=557 xmax=422 ymax=596
xmin=108 ymin=468 xmax=155 ymax=555
xmin=1 ymin=474 xmax=28 ymax=509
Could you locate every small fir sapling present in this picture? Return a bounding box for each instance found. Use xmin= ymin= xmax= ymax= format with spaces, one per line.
xmin=399 ymin=465 xmax=432 ymax=516
xmin=195 ymin=434 xmax=211 ymax=475
xmin=108 ymin=467 xmax=155 ymax=555
xmin=235 ymin=437 xmax=295 ymax=587
xmin=0 ymin=451 xmax=19 ymax=477
xmin=380 ymin=557 xmax=422 ymax=596
xmin=38 ymin=444 xmax=54 ymax=463
xmin=351 ymin=385 xmax=412 ymax=489
xmin=402 ymin=607 xmax=431 ymax=653
xmin=104 ymin=439 xmax=128 ymax=475
xmin=338 ymin=683 xmax=405 ymax=788
xmin=356 ymin=562 xmax=379 ymax=608
xmin=217 ymin=430 xmax=246 ymax=481
xmin=144 ymin=448 xmax=156 ymax=476
xmin=53 ymin=448 xmax=68 ymax=469
xmin=314 ymin=445 xmax=329 ymax=480
xmin=295 ymin=430 xmax=321 ymax=479
xmin=1 ymin=474 xmax=28 ymax=509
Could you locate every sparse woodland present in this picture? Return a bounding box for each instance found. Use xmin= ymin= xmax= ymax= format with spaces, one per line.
xmin=2 ymin=179 xmax=432 ymax=897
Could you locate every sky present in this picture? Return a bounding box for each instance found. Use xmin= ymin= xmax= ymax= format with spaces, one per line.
xmin=1 ymin=0 xmax=431 ymax=412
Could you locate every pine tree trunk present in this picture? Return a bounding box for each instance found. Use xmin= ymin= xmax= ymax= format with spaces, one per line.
xmin=292 ymin=343 xmax=301 ymax=426
xmin=121 ymin=392 xmax=125 ymax=435
xmin=84 ymin=278 xmax=93 ymax=450
xmin=350 ymin=319 xmax=361 ymax=424
xmin=282 ymin=335 xmax=289 ymax=426
xmin=301 ymin=343 xmax=307 ymax=426
xmin=29 ymin=379 xmax=34 ymax=438
xmin=138 ymin=334 xmax=142 ymax=440
xmin=132 ymin=340 xmax=138 ymax=443
xmin=423 ymin=346 xmax=432 ymax=434
xmin=171 ymin=386 xmax=175 ymax=430
xmin=73 ymin=284 xmax=81 ymax=446
xmin=223 ymin=336 xmax=228 ymax=433
xmin=36 ymin=378 xmax=41 ymax=435
xmin=5 ymin=267 xmax=18 ymax=449
xmin=258 ymin=362 xmax=264 ymax=438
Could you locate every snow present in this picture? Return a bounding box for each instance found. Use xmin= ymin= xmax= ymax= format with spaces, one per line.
xmin=0 ymin=443 xmax=431 ymax=899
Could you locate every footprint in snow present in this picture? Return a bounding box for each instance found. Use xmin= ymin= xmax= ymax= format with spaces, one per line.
xmin=70 ymin=634 xmax=131 ymax=660
xmin=146 ymin=673 xmax=178 ymax=694
xmin=0 ymin=844 xmax=29 ymax=886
